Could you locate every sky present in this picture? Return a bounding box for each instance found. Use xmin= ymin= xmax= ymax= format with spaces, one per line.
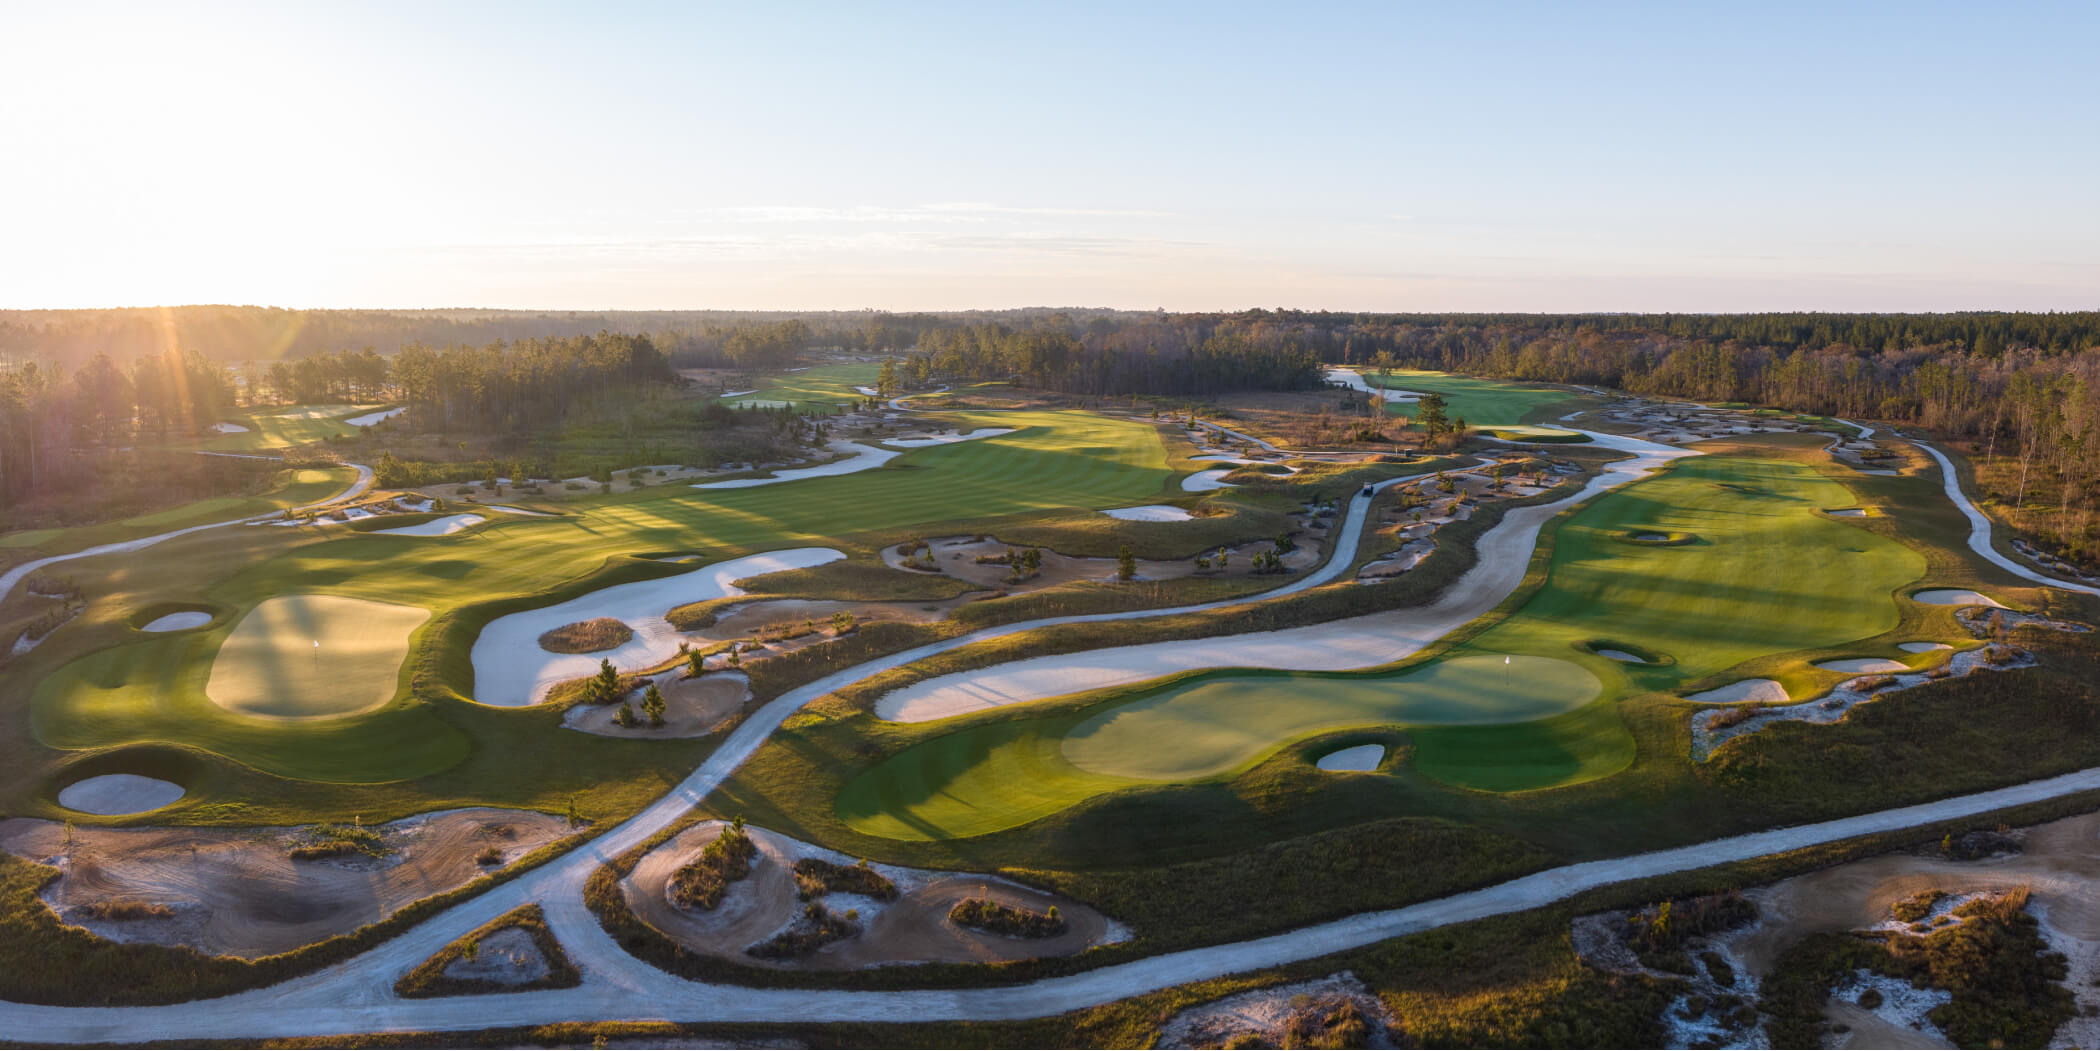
xmin=3 ymin=0 xmax=2096 ymax=313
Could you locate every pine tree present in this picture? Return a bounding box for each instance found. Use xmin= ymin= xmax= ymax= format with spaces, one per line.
xmin=1117 ymin=544 xmax=1136 ymax=582
xmin=641 ymin=683 xmax=666 ymax=727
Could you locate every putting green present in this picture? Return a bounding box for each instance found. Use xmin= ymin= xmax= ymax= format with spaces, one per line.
xmin=837 ymin=452 xmax=1931 ymax=839
xmin=204 ymin=595 xmax=430 ymax=719
xmin=1062 ymin=656 xmax=1598 ymax=780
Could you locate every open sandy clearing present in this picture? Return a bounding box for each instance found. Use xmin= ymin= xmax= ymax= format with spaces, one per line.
xmin=469 ymin=548 xmax=842 ymax=706
xmin=564 ymin=672 xmax=752 ymax=738
xmin=205 ymin=595 xmax=430 ymax=719
xmin=878 ymin=432 xmax=1691 ymax=722
xmin=1816 ymin=658 xmax=1910 ymax=674
xmin=1913 ymin=588 xmax=2007 ymax=608
xmin=1100 ymin=505 xmax=1192 ymax=522
xmin=1314 ymin=744 xmax=1385 ymax=772
xmin=141 ymin=611 xmax=213 ymax=632
xmin=0 ymin=809 xmax=568 ymax=959
xmin=371 ymin=513 xmax=485 ymax=536
xmin=622 ymin=821 xmax=1118 ymax=969
xmin=1687 ymin=678 xmax=1789 ymax=704
xmin=56 ymin=775 xmax=185 ymax=815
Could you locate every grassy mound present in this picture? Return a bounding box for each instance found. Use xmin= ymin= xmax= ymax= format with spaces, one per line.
xmin=537 ymin=617 xmax=635 ymax=654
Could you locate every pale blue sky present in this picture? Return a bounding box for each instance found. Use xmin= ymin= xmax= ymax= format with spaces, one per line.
xmin=3 ymin=1 xmax=2095 ymax=311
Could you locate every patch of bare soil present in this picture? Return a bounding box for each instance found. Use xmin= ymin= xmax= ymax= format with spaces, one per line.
xmin=565 ymin=671 xmax=753 ymax=738
xmin=622 ymin=821 xmax=1120 ymax=969
xmin=0 ymin=807 xmax=569 ymax=959
xmin=439 ymin=925 xmax=551 ymax=985
xmin=1585 ymin=811 xmax=2100 ymax=1048
xmin=1158 ymin=971 xmax=1399 ymax=1049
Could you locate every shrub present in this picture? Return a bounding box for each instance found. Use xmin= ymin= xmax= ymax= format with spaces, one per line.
xmin=1892 ymin=890 xmax=1945 ymax=923
xmin=746 ymin=901 xmax=859 ymax=959
xmin=947 ymin=896 xmax=1066 ymax=938
xmin=667 ymin=821 xmax=758 ymax=911
xmin=790 ymin=858 xmax=897 ymax=902
xmin=74 ymin=900 xmax=174 ymax=921
xmin=536 ymin=618 xmax=635 ymax=654
xmin=287 ymin=822 xmax=389 ymax=861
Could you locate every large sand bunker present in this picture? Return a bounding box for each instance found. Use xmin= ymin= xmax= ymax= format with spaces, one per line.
xmin=56 ymin=775 xmax=185 ymax=815
xmin=622 ymin=821 xmax=1119 ymax=969
xmin=0 ymin=808 xmax=569 ymax=959
xmin=1101 ymin=505 xmax=1193 ymax=522
xmin=371 ymin=513 xmax=485 ymax=536
xmin=470 ymin=548 xmax=842 ymax=706
xmin=1687 ymin=679 xmax=1789 ymax=704
xmin=1913 ymin=589 xmax=2007 ymax=608
xmin=1314 ymin=744 xmax=1385 ymax=772
xmin=140 ymin=611 xmax=212 ymax=632
xmin=1816 ymin=658 xmax=1910 ymax=674
xmin=205 ymin=595 xmax=430 ymax=719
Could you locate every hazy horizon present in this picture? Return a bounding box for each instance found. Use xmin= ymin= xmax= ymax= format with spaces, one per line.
xmin=6 ymin=0 xmax=2096 ymax=313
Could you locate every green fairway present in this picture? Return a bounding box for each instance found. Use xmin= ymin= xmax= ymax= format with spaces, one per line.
xmin=1364 ymin=369 xmax=1578 ymax=429
xmin=1063 ymin=656 xmax=1599 ymax=779
xmin=835 ymin=452 xmax=1930 ymax=839
xmin=26 ymin=411 xmax=1176 ymax=787
xmin=201 ymin=404 xmax=389 ymax=451
xmin=204 ymin=595 xmax=430 ymax=719
xmin=720 ymin=362 xmax=882 ymax=410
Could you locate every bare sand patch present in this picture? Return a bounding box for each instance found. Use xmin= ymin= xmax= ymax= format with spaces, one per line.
xmin=1101 ymin=505 xmax=1192 ymax=522
xmin=622 ymin=821 xmax=1118 ymax=969
xmin=1314 ymin=744 xmax=1385 ymax=772
xmin=1913 ymin=589 xmax=2007 ymax=608
xmin=1159 ymin=972 xmax=1397 ymax=1049
xmin=1816 ymin=658 xmax=1909 ymax=674
xmin=205 ymin=595 xmax=430 ymax=719
xmin=564 ymin=672 xmax=752 ymax=738
xmin=439 ymin=925 xmax=551 ymax=985
xmin=371 ymin=513 xmax=485 ymax=536
xmin=1686 ymin=679 xmax=1788 ymax=705
xmin=56 ymin=775 xmax=185 ymax=815
xmin=0 ymin=808 xmax=569 ymax=958
xmin=141 ymin=611 xmax=213 ymax=632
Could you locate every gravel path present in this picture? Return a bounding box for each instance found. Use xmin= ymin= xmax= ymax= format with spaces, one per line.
xmin=1916 ymin=442 xmax=2100 ymax=597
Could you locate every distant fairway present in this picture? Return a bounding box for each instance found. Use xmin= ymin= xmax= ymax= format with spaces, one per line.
xmin=836 ymin=452 xmax=1930 ymax=839
xmin=202 ymin=404 xmax=389 ymax=451
xmin=721 ymin=362 xmax=882 ymax=410
xmin=1364 ymin=369 xmax=1578 ymax=429
xmin=31 ymin=410 xmax=1173 ymax=784
xmin=205 ymin=595 xmax=430 ymax=718
xmin=0 ymin=467 xmax=352 ymax=556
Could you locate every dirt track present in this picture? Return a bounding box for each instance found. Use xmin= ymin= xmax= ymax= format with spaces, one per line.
xmin=0 ymin=808 xmax=567 ymax=958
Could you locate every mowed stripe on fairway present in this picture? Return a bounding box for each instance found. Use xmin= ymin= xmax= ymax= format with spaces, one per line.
xmin=205 ymin=595 xmax=430 ymax=719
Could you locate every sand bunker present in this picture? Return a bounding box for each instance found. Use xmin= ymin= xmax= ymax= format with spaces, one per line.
xmin=0 ymin=808 xmax=568 ymax=959
xmin=1828 ymin=508 xmax=1871 ymax=517
xmin=1314 ymin=744 xmax=1385 ymax=772
xmin=56 ymin=775 xmax=185 ymax=815
xmin=205 ymin=595 xmax=431 ymax=719
xmin=1182 ymin=468 xmax=1237 ymax=492
xmin=1899 ymin=642 xmax=1954 ymax=653
xmin=1687 ymin=679 xmax=1789 ymax=705
xmin=440 ymin=925 xmax=551 ymax=985
xmin=1913 ymin=589 xmax=2007 ymax=608
xmin=1816 ymin=658 xmax=1909 ymax=674
xmin=344 ymin=407 xmax=406 ymax=427
xmin=470 ymin=548 xmax=843 ymax=706
xmin=881 ymin=427 xmax=1014 ymax=447
xmin=140 ymin=611 xmax=212 ymax=632
xmin=718 ymin=389 xmax=758 ymax=398
xmin=208 ymin=422 xmax=249 ymax=434
xmin=1596 ymin=649 xmax=1647 ymax=663
xmin=371 ymin=514 xmax=485 ymax=537
xmin=692 ymin=441 xmax=897 ymax=489
xmin=487 ymin=505 xmax=555 ymax=517
xmin=1101 ymin=505 xmax=1192 ymax=522
xmin=622 ymin=821 xmax=1120 ymax=969
xmin=1160 ymin=972 xmax=1397 ymax=1050
xmin=564 ymin=671 xmax=751 ymax=738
